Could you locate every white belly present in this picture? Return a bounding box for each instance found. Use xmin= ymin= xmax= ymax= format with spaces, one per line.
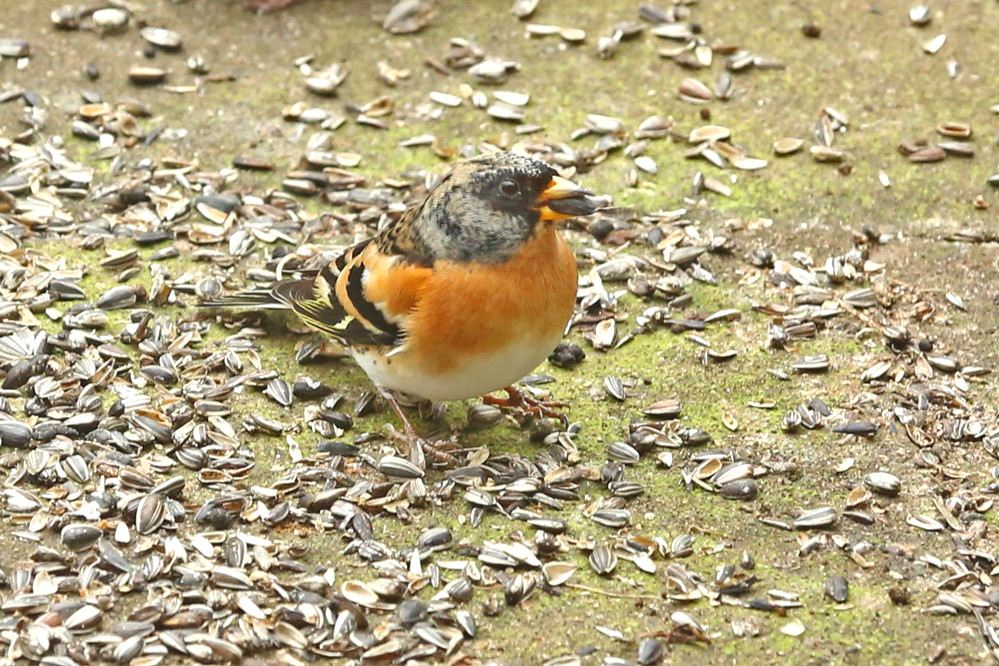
xmin=353 ymin=333 xmax=561 ymax=401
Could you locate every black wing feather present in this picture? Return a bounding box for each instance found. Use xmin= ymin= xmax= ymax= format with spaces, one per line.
xmin=201 ymin=237 xmax=405 ymax=347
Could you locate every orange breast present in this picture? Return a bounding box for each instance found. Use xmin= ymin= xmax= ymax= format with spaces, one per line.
xmin=401 ymin=224 xmax=578 ymax=375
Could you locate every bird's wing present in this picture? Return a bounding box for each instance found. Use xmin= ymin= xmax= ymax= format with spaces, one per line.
xmin=204 ymin=209 xmax=436 ymax=349
xmin=200 ymin=238 xmax=368 ymax=312
xmin=320 ymin=240 xmax=433 ymax=348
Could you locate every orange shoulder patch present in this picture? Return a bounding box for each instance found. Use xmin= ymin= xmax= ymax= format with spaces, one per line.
xmin=358 ymin=244 xmax=434 ymax=320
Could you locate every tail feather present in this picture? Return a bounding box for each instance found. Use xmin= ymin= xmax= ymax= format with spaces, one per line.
xmin=197 ymin=248 xmax=400 ymax=349
xmin=200 ymin=278 xmax=315 ymax=310
xmin=200 ymin=289 xmax=288 ymax=309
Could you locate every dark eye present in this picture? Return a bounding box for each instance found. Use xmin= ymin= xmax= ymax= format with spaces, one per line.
xmin=499 ymin=179 xmax=520 ymax=197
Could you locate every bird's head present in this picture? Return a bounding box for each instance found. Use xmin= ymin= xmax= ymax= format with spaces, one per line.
xmin=415 ymin=152 xmax=600 ymax=263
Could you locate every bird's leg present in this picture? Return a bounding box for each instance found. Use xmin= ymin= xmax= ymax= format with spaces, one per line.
xmin=482 ymin=385 xmax=569 ymax=423
xmin=384 ymin=391 xmax=419 ymax=441
xmin=387 ymin=400 xmax=459 ymax=470
xmin=382 ymin=392 xmax=457 ymax=469
xmin=382 ymin=390 xmax=427 ymax=469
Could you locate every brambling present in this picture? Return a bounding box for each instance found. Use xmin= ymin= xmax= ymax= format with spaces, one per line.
xmin=207 ymin=151 xmax=599 ymax=438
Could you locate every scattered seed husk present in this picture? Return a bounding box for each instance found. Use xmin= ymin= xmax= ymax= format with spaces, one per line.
xmin=653 ymin=23 xmax=693 ymax=40
xmin=703 ymin=176 xmax=732 ymax=197
xmin=589 ymin=543 xmax=618 ymax=575
xmin=187 ymin=55 xmax=209 ymax=73
xmin=907 ymin=514 xmax=944 ymax=531
xmin=140 ymin=27 xmax=182 ymax=51
xmin=861 ymin=360 xmax=892 ymax=382
xmin=936 ymin=121 xmax=971 ymax=138
xmin=810 ymin=145 xmax=844 ymax=163
xmin=865 ymin=472 xmax=901 ymax=497
xmin=678 ymin=78 xmax=712 ymax=103
xmin=937 ymin=141 xmax=974 ymax=157
xmin=644 ymin=399 xmax=682 ymax=419
xmin=922 ymin=33 xmax=946 ymax=54
xmin=378 ymin=455 xmax=424 ymax=478
xmin=429 ymin=91 xmax=462 ymax=107
xmin=945 ymin=292 xmax=966 ymax=310
xmin=526 ymin=23 xmax=560 ymax=36
xmin=833 ymin=421 xmax=877 ymax=437
xmin=382 ymin=0 xmax=433 ymax=34
xmin=792 ymin=355 xmax=830 ymax=373
xmin=128 ymin=66 xmax=167 ymax=85
xmin=730 ymin=155 xmax=768 ymax=170
xmin=720 ymin=479 xmax=758 ymax=501
xmin=61 ymin=524 xmax=102 ymax=552
xmin=91 ymin=7 xmax=129 ymax=31
xmin=591 ymin=508 xmax=631 ymax=527
xmin=793 ymin=506 xmax=838 ymax=529
xmin=634 ymin=155 xmax=657 ymax=174
xmin=773 ymin=137 xmax=804 ymax=155
xmin=511 ymin=0 xmax=538 ymax=19
xmin=494 ymin=90 xmax=529 ymax=106
xmin=908 ymin=145 xmax=946 ymax=162
xmin=781 ymin=619 xmax=805 ymax=637
xmin=607 ymin=441 xmax=640 ymax=463
xmin=487 ymin=102 xmax=525 ymax=121
xmin=689 ymin=125 xmax=730 ymax=143
xmin=585 ymin=113 xmax=623 ymax=134
xmin=542 ymin=562 xmax=577 ymax=586
xmin=909 ymin=4 xmax=931 ymax=25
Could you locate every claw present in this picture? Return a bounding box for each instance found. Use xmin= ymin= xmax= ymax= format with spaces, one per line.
xmin=482 ymin=385 xmax=569 ymax=424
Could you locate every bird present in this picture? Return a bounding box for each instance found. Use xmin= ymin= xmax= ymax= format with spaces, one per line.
xmin=204 ymin=151 xmax=600 ymax=440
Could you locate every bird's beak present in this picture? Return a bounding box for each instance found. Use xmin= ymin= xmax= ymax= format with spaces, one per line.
xmin=537 ymin=176 xmax=600 ymax=221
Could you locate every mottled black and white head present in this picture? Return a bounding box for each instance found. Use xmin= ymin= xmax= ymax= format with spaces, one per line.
xmin=407 ymin=152 xmax=598 ymax=264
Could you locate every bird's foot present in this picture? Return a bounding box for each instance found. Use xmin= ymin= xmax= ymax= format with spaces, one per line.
xmin=423 ymin=439 xmax=463 ymax=468
xmin=483 ymin=385 xmax=568 ymax=424
xmin=386 ymin=422 xmax=423 ymax=449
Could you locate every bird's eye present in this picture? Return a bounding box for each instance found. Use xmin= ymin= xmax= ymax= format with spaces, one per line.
xmin=499 ymin=179 xmax=520 ymax=197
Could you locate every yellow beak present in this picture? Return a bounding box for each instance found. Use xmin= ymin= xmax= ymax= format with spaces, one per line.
xmin=537 ymin=176 xmax=599 ymax=221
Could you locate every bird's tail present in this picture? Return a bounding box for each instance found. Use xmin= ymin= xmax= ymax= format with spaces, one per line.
xmin=199 ymin=278 xmax=316 ymax=310
xmin=199 ymin=289 xmax=290 ymax=309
